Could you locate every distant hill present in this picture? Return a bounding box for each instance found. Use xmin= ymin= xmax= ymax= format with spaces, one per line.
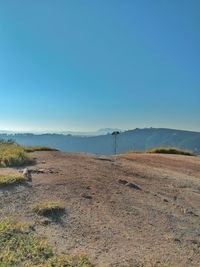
xmin=0 ymin=128 xmax=200 ymax=155
xmin=0 ymin=128 xmax=120 ymax=137
xmin=60 ymin=128 xmax=121 ymax=136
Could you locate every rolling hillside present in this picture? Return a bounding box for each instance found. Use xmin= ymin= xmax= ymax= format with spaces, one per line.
xmin=0 ymin=128 xmax=200 ymax=155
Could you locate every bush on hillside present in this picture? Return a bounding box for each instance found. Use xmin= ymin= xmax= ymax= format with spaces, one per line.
xmin=24 ymin=146 xmax=58 ymax=153
xmin=146 ymin=147 xmax=194 ymax=156
xmin=0 ymin=144 xmax=34 ymax=167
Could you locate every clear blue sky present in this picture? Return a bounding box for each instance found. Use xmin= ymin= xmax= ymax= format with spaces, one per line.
xmin=0 ymin=0 xmax=199 ymax=132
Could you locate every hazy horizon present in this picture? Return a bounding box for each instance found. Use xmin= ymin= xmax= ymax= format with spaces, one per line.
xmin=1 ymin=1 xmax=200 ymax=132
xmin=0 ymin=126 xmax=200 ymax=135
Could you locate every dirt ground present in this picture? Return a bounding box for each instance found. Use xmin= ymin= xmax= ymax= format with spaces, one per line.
xmin=0 ymin=151 xmax=200 ymax=266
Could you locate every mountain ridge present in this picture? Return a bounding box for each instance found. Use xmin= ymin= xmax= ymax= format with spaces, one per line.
xmin=0 ymin=127 xmax=200 ymax=155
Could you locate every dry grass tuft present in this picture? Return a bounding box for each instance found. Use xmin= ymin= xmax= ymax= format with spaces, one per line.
xmin=24 ymin=146 xmax=58 ymax=153
xmin=0 ymin=174 xmax=26 ymax=186
xmin=146 ymin=146 xmax=194 ymax=156
xmin=32 ymin=201 xmax=65 ymax=216
xmin=121 ymin=150 xmax=142 ymax=155
xmin=0 ymin=144 xmax=35 ymax=167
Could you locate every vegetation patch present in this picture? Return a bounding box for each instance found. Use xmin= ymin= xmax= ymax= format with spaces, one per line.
xmin=24 ymin=146 xmax=58 ymax=153
xmin=0 ymin=144 xmax=35 ymax=167
xmin=33 ymin=255 xmax=93 ymax=267
xmin=0 ymin=174 xmax=25 ymax=186
xmin=32 ymin=201 xmax=65 ymax=216
xmin=122 ymin=150 xmax=142 ymax=155
xmin=0 ymin=218 xmax=93 ymax=267
xmin=146 ymin=147 xmax=194 ymax=156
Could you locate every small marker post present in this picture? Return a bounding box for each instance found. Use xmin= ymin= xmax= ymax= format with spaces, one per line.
xmin=112 ymin=131 xmax=120 ymax=155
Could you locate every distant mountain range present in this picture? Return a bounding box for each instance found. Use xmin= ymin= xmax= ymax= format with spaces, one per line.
xmin=0 ymin=128 xmax=120 ymax=136
xmin=59 ymin=128 xmax=121 ymax=136
xmin=0 ymin=128 xmax=200 ymax=155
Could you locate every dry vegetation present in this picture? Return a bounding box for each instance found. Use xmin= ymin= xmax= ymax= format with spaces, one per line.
xmin=0 ymin=218 xmax=93 ymax=267
xmin=0 ymin=144 xmax=34 ymax=167
xmin=24 ymin=146 xmax=58 ymax=153
xmin=0 ymin=142 xmax=56 ymax=168
xmin=0 ymin=174 xmax=25 ymax=186
xmin=146 ymin=146 xmax=194 ymax=156
xmin=32 ymin=201 xmax=65 ymax=216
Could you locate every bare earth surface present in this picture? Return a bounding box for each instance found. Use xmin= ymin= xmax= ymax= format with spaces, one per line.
xmin=0 ymin=151 xmax=200 ymax=266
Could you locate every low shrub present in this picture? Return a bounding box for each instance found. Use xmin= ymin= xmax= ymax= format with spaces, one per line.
xmin=24 ymin=146 xmax=58 ymax=153
xmin=146 ymin=147 xmax=194 ymax=156
xmin=0 ymin=144 xmax=35 ymax=167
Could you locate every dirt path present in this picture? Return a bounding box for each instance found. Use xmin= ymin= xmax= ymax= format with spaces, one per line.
xmin=0 ymin=151 xmax=200 ymax=266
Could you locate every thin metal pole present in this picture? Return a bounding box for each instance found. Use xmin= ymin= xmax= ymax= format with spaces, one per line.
xmin=112 ymin=131 xmax=120 ymax=155
xmin=114 ymin=135 xmax=117 ymax=155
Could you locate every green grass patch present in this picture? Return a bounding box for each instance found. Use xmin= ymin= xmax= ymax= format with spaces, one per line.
xmin=0 ymin=144 xmax=35 ymax=167
xmin=0 ymin=174 xmax=25 ymax=186
xmin=146 ymin=146 xmax=194 ymax=156
xmin=32 ymin=201 xmax=65 ymax=216
xmin=0 ymin=218 xmax=93 ymax=267
xmin=24 ymin=146 xmax=58 ymax=153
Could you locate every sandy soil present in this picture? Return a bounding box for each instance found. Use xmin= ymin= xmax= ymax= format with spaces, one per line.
xmin=0 ymin=151 xmax=200 ymax=266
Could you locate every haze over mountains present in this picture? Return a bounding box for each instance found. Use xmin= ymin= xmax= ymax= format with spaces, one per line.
xmin=1 ymin=128 xmax=200 ymax=155
xmin=0 ymin=128 xmax=120 ymax=136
